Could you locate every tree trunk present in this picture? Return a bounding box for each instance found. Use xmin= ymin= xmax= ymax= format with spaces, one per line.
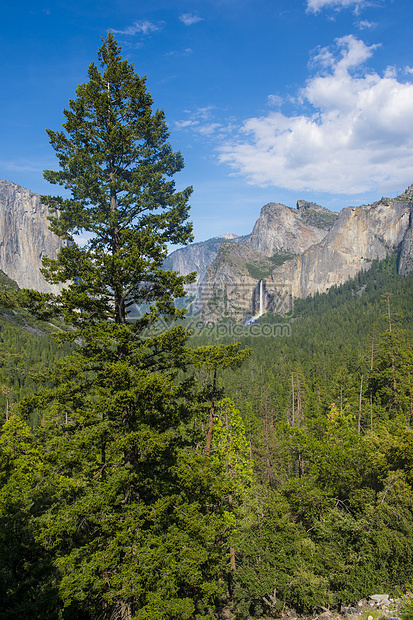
xmin=205 ymin=368 xmax=217 ymax=456
xmin=358 ymin=374 xmax=363 ymax=434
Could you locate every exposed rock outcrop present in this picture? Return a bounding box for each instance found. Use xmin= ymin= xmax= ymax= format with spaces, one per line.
xmin=269 ymin=195 xmax=412 ymax=299
xmin=199 ymin=187 xmax=413 ymax=321
xmin=398 ymin=210 xmax=413 ymax=276
xmin=163 ymin=234 xmax=240 ymax=294
xmin=201 ymin=242 xmax=262 ymax=321
xmin=246 ymin=202 xmax=335 ymax=257
xmin=0 ymin=180 xmax=68 ymax=293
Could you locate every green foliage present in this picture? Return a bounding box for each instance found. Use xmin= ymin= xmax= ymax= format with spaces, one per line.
xmin=2 ymin=145 xmax=413 ymax=620
xmin=245 ymin=252 xmax=297 ymax=280
xmin=299 ymin=206 xmax=338 ymax=229
xmin=400 ymin=591 xmax=413 ymax=620
xmin=0 ymin=33 xmax=253 ymax=620
xmin=0 ymin=271 xmax=18 ymax=292
xmin=35 ymin=32 xmax=194 ymax=331
xmin=186 ymin=255 xmax=413 ymax=613
xmin=212 ymin=398 xmax=254 ymax=498
xmin=0 ymin=415 xmax=59 ymax=619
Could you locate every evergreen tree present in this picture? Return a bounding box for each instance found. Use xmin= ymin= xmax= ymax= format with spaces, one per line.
xmin=0 ymin=415 xmax=57 ymax=619
xmin=17 ymin=34 xmax=249 ymax=619
xmin=38 ymin=31 xmax=193 ymax=327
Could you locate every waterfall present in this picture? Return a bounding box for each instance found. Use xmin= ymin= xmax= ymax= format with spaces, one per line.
xmin=245 ymin=279 xmax=266 ymax=325
xmin=260 ymin=279 xmax=264 ymax=316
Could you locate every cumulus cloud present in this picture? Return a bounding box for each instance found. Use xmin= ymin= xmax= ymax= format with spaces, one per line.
xmin=112 ymin=20 xmax=161 ymax=36
xmin=218 ymin=35 xmax=413 ymax=194
xmin=179 ymin=13 xmax=203 ymax=26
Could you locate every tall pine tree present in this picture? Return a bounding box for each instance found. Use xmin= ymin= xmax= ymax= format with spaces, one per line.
xmin=18 ymin=33 xmax=250 ymax=620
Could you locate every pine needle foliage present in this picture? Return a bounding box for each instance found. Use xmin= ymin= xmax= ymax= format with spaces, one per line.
xmin=13 ymin=34 xmax=251 ymax=620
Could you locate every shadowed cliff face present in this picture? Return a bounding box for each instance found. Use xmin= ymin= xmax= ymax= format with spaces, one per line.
xmin=0 ymin=180 xmax=68 ymax=293
xmin=163 ymin=234 xmax=240 ymax=295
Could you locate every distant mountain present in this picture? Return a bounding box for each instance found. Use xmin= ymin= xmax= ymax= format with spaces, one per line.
xmin=199 ymin=187 xmax=413 ymax=321
xmin=2 ymin=179 xmax=413 ymax=325
xmin=163 ymin=233 xmax=242 ymax=295
xmin=0 ymin=180 xmax=69 ymax=293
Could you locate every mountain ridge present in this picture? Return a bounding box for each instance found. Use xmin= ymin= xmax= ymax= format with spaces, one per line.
xmin=1 ymin=179 xmax=413 ymax=324
xmin=176 ymin=187 xmax=413 ymax=322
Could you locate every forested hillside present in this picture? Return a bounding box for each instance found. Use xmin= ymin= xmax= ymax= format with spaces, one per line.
xmin=1 ymin=254 xmax=413 ymax=618
xmin=0 ymin=272 xmax=72 ymax=419
xmin=186 ymin=255 xmax=413 ymax=617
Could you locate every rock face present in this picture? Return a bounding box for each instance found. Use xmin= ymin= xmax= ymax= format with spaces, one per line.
xmin=201 ymin=242 xmax=263 ymax=321
xmin=163 ymin=234 xmax=240 ymax=294
xmin=246 ymin=202 xmax=335 ymax=256
xmin=269 ymin=195 xmax=412 ymax=299
xmin=197 ymin=187 xmax=413 ymax=321
xmin=0 ymin=180 xmax=68 ymax=293
xmin=399 ymin=226 xmax=413 ymax=276
xmin=164 ymin=201 xmax=339 ymax=320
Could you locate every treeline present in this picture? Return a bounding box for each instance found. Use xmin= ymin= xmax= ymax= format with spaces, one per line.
xmin=186 ymin=256 xmax=413 ymax=617
xmin=1 ymin=257 xmax=413 ymax=618
xmin=0 ymin=309 xmax=72 ymax=418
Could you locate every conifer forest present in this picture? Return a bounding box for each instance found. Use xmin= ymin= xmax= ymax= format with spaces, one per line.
xmin=1 ymin=34 xmax=413 ymax=620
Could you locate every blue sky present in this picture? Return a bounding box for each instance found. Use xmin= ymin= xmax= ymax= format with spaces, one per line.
xmin=2 ymin=0 xmax=413 ymax=243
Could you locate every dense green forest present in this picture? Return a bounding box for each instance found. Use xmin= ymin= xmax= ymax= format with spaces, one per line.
xmin=185 ymin=255 xmax=413 ymax=617
xmin=1 ymin=255 xmax=413 ymax=618
xmin=2 ymin=32 xmax=413 ymax=620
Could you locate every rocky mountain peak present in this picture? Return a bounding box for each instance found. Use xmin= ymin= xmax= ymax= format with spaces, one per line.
xmin=247 ymin=201 xmax=333 ymax=257
xmin=0 ymin=180 xmax=68 ymax=293
xmin=296 ymin=200 xmax=324 ymax=211
xmin=218 ymin=232 xmax=239 ymax=240
xmin=394 ymin=183 xmax=413 ymax=202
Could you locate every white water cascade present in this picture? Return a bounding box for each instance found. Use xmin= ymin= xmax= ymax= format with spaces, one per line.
xmin=244 ymin=279 xmax=266 ymax=325
xmin=259 ymin=279 xmax=264 ymax=317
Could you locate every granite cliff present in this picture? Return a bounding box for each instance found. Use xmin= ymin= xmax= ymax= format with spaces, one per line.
xmin=267 ymin=192 xmax=412 ymax=300
xmin=163 ymin=233 xmax=240 ymax=294
xmin=198 ymin=186 xmax=413 ymax=321
xmin=0 ymin=180 xmax=68 ymax=293
xmin=164 ymin=199 xmax=339 ymax=320
xmin=246 ymin=201 xmax=337 ymax=256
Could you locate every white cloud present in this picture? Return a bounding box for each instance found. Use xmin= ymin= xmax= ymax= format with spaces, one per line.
xmin=0 ymin=159 xmax=43 ymax=173
xmin=175 ymin=106 xmax=236 ymax=139
xmin=218 ymin=35 xmax=413 ymax=194
xmin=112 ymin=20 xmax=161 ymax=36
xmin=357 ymin=19 xmax=376 ymax=30
xmin=179 ymin=13 xmax=203 ymax=26
xmin=166 ymin=48 xmax=193 ymax=57
xmin=267 ymin=94 xmax=283 ymax=107
xmin=307 ymin=0 xmax=365 ymax=13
